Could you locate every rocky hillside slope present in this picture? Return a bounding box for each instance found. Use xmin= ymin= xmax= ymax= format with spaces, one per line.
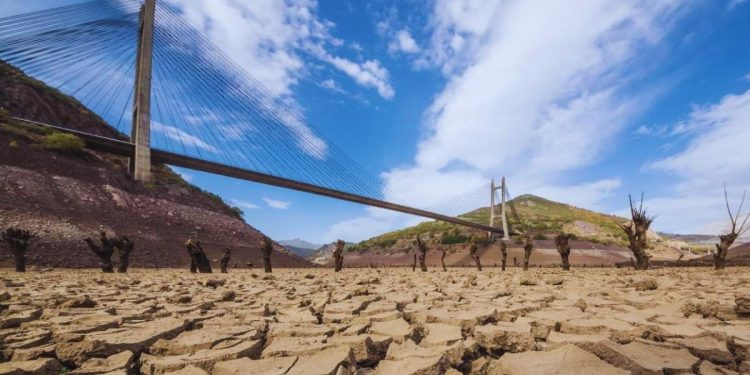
xmin=345 ymin=194 xmax=705 ymax=267
xmin=0 ymin=60 xmax=310 ymax=269
xmin=278 ymin=239 xmax=322 ymax=258
xmin=308 ymin=241 xmax=355 ymax=265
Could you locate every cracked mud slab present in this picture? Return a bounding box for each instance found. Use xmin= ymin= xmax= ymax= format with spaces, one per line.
xmin=0 ymin=267 xmax=749 ymax=374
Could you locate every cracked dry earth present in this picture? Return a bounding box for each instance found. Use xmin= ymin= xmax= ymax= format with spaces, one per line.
xmin=1 ymin=268 xmax=750 ymax=375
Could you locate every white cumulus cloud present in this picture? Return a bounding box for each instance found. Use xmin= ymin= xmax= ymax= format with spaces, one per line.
xmin=263 ymin=198 xmax=292 ymax=210
xmin=644 ymin=87 xmax=750 ymax=234
xmin=388 ymin=29 xmax=420 ymax=54
xmin=326 ymin=0 xmax=691 ymax=241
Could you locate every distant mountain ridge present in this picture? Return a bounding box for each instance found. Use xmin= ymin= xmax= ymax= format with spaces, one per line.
xmin=279 ymin=239 xmax=324 ymax=258
xmin=279 ymin=238 xmax=322 ymax=250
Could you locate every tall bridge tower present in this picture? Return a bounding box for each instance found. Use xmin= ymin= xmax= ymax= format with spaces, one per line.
xmin=130 ymin=0 xmax=156 ymax=182
xmin=489 ymin=177 xmax=510 ymax=240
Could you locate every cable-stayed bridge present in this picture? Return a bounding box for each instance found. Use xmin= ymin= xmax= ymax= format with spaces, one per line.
xmin=0 ymin=0 xmax=508 ymax=236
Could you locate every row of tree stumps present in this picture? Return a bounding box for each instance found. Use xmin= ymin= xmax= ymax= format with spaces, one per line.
xmin=0 ymin=228 xmax=276 ymax=274
xmin=393 ymin=188 xmax=748 ymax=273
xmin=2 ymin=187 xmax=746 ymax=273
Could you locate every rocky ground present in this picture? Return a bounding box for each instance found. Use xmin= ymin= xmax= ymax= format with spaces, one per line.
xmin=1 ymin=267 xmax=749 ymax=375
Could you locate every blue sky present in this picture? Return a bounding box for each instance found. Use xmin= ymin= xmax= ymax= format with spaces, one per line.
xmin=3 ymin=0 xmax=750 ymax=244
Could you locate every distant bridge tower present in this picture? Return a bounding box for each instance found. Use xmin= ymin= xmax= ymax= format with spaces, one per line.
xmin=130 ymin=0 xmax=156 ymax=181
xmin=489 ymin=177 xmax=510 ymax=240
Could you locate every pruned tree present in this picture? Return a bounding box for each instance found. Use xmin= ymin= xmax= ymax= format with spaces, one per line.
xmin=2 ymin=227 xmax=34 ymax=272
xmin=499 ymin=240 xmax=508 ymax=271
xmin=522 ymin=233 xmax=533 ymax=271
xmin=469 ymin=237 xmax=482 ymax=271
xmin=220 ymin=248 xmax=231 ymax=273
xmin=84 ymin=232 xmax=117 ymax=273
xmin=714 ymin=186 xmax=750 ymax=270
xmin=440 ymin=248 xmax=447 ymax=272
xmin=555 ymin=233 xmax=572 ymax=271
xmin=416 ymin=235 xmax=428 ymax=272
xmin=260 ymin=235 xmax=273 ymax=273
xmin=115 ymin=236 xmax=134 ymax=273
xmin=185 ymin=235 xmax=212 ymax=273
xmin=615 ymin=193 xmax=654 ymax=270
xmin=333 ymin=239 xmax=345 ymax=272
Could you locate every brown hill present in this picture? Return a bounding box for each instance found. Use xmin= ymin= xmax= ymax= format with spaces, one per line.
xmin=699 ymin=242 xmax=750 ymax=260
xmin=0 ymin=60 xmax=310 ymax=269
xmin=344 ymin=195 xmax=698 ymax=267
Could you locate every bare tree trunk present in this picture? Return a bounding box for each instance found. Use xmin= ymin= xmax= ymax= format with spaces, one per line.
xmin=616 ymin=194 xmax=655 ymax=271
xmin=84 ymin=234 xmax=115 ymax=273
xmin=415 ymin=236 xmax=428 ymax=272
xmin=499 ymin=240 xmax=507 ymax=271
xmin=13 ymin=252 xmax=26 ymax=272
xmin=469 ymin=241 xmax=482 ymax=271
xmin=260 ymin=236 xmax=273 ymax=273
xmin=555 ymin=233 xmax=571 ymax=271
xmin=713 ymin=187 xmax=750 ymax=270
xmin=220 ymin=248 xmax=231 ymax=273
xmin=333 ymin=240 xmax=345 ymax=272
xmin=190 ymin=258 xmax=198 ymax=273
xmin=115 ymin=236 xmax=134 ymax=273
xmin=412 ymin=253 xmax=417 ymax=272
xmin=441 ymin=250 xmax=447 ymax=271
xmin=2 ymin=228 xmax=34 ymax=273
xmin=523 ymin=234 xmax=533 ymax=271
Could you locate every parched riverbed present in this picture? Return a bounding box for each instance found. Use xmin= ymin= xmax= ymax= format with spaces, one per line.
xmin=1 ymin=267 xmax=749 ymax=374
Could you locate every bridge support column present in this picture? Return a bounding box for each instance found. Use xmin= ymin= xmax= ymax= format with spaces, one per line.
xmin=489 ymin=177 xmax=510 ymax=240
xmin=500 ymin=176 xmax=509 ymax=240
xmin=130 ymin=0 xmax=156 ymax=182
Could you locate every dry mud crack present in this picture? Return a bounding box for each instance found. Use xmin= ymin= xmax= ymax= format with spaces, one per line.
xmin=1 ymin=268 xmax=749 ymax=374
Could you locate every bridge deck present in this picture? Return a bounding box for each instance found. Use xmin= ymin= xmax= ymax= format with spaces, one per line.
xmin=12 ymin=117 xmax=503 ymax=235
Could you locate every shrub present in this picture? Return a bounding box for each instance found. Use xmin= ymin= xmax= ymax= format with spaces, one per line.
xmin=440 ymin=233 xmax=468 ymax=245
xmin=0 ymin=108 xmax=10 ymax=122
xmin=375 ymin=238 xmax=397 ymax=248
xmin=229 ymin=206 xmax=244 ymax=219
xmin=42 ymin=132 xmax=85 ymax=154
xmin=533 ymin=233 xmax=548 ymax=241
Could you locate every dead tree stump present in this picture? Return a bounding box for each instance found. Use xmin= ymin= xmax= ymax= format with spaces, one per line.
xmin=84 ymin=232 xmax=116 ymax=273
xmin=185 ymin=238 xmax=212 ymax=273
xmin=220 ymin=248 xmax=231 ymax=273
xmin=523 ymin=234 xmax=533 ymax=271
xmin=555 ymin=233 xmax=571 ymax=271
xmin=714 ymin=187 xmax=750 ymax=270
xmin=499 ymin=240 xmax=508 ymax=271
xmin=2 ymin=227 xmax=34 ymax=272
xmin=115 ymin=236 xmax=134 ymax=273
xmin=615 ymin=194 xmax=654 ymax=270
xmin=469 ymin=239 xmax=482 ymax=271
xmin=333 ymin=239 xmax=345 ymax=272
xmin=416 ymin=236 xmax=428 ymax=272
xmin=260 ymin=236 xmax=273 ymax=273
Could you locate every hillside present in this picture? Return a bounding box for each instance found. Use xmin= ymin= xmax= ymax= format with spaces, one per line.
xmin=278 ymin=238 xmax=322 ymax=258
xmin=0 ymin=60 xmax=310 ymax=269
xmin=345 ymin=194 xmax=700 ymax=267
xmin=309 ymin=241 xmax=355 ymax=265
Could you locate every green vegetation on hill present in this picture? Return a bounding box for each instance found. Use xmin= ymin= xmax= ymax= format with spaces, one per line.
xmin=350 ymin=194 xmax=631 ymax=253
